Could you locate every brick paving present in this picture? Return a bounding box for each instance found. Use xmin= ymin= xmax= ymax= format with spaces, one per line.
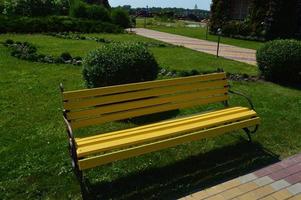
xmin=179 ymin=153 xmax=301 ymax=200
xmin=131 ymin=28 xmax=257 ymax=65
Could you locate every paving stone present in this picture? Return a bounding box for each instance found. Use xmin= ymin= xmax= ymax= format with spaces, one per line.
xmin=238 ymin=173 xmax=257 ymax=184
xmin=269 ymin=170 xmax=289 ymax=181
xmin=178 ymin=195 xmax=195 ymax=200
xmin=221 ymin=179 xmax=241 ymax=190
xmin=287 ymin=183 xmax=301 ymax=195
xmin=279 ymin=158 xmax=298 ymax=168
xmin=261 ymin=196 xmax=276 ymax=200
xmin=268 ymin=164 xmax=284 ymax=172
xmin=191 ymin=190 xmax=209 ymax=199
xmin=285 ymin=171 xmax=301 ymax=184
xmin=206 ymin=194 xmax=225 ymax=200
xmin=272 ymin=189 xmax=293 ymax=200
xmin=292 ymin=154 xmax=301 ymax=163
xmin=254 ymin=168 xmax=271 ymax=177
xmin=288 ymin=193 xmax=301 ymax=200
xmin=237 ymin=192 xmax=257 ymax=200
xmin=206 ymin=185 xmax=225 ymax=196
xmin=220 ymin=187 xmax=242 ymax=199
xmin=179 ymin=153 xmax=301 ymax=200
xmin=253 ymin=176 xmax=274 ymax=186
xmin=270 ymin=180 xmax=291 ymax=190
xmin=238 ymin=182 xmax=258 ymax=193
xmin=250 ymin=185 xmax=275 ymax=199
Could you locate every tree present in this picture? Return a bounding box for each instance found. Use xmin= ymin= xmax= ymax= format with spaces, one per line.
xmin=85 ymin=0 xmax=110 ymax=8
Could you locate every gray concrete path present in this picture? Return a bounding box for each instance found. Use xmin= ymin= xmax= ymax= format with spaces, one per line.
xmin=132 ymin=28 xmax=257 ymax=65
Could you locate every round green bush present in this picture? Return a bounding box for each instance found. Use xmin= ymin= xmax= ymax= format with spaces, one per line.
xmin=83 ymin=43 xmax=159 ymax=88
xmin=256 ymin=39 xmax=301 ymax=83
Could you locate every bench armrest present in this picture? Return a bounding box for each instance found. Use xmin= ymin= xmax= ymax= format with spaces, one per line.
xmin=63 ymin=113 xmax=75 ymax=141
xmin=229 ymin=89 xmax=255 ymax=111
xmin=229 ymin=90 xmax=259 ymax=134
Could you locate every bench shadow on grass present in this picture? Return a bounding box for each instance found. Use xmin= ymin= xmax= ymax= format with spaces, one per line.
xmin=85 ymin=140 xmax=279 ymax=200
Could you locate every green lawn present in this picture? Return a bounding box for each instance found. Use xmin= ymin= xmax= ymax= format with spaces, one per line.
xmin=136 ymin=18 xmax=264 ymax=50
xmin=2 ymin=33 xmax=258 ymax=75
xmin=0 ymin=33 xmax=300 ymax=199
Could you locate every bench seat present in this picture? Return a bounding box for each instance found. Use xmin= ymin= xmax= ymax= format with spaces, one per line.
xmin=75 ymin=106 xmax=259 ymax=170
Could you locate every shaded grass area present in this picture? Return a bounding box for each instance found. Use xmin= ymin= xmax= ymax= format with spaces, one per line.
xmin=136 ymin=18 xmax=264 ymax=50
xmin=89 ymin=141 xmax=279 ymax=199
xmin=0 ymin=34 xmax=300 ymax=199
xmin=0 ymin=33 xmax=257 ymax=76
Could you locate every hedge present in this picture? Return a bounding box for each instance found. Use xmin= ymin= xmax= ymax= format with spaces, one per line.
xmin=0 ymin=15 xmax=122 ymax=33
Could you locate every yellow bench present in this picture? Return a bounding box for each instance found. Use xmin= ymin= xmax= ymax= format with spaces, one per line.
xmin=60 ymin=72 xmax=260 ymax=193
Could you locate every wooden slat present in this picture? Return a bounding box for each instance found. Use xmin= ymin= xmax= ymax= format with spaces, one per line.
xmin=78 ymin=117 xmax=260 ymax=170
xmin=71 ymin=95 xmax=228 ymax=129
xmin=76 ymin=107 xmax=250 ymax=147
xmin=77 ymin=110 xmax=257 ymax=157
xmin=67 ymin=87 xmax=228 ymax=120
xmin=64 ymin=80 xmax=228 ymax=110
xmin=76 ymin=107 xmax=246 ymax=143
xmin=63 ymin=73 xmax=226 ymax=101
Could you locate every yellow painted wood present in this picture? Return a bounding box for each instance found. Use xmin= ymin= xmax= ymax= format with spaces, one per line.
xmin=76 ymin=107 xmax=250 ymax=147
xmin=77 ymin=110 xmax=257 ymax=157
xmin=64 ymin=80 xmax=228 ymax=110
xmin=76 ymin=107 xmax=246 ymax=143
xmin=78 ymin=117 xmax=260 ymax=170
xmin=63 ymin=73 xmax=226 ymax=101
xmin=67 ymin=87 xmax=228 ymax=120
xmin=71 ymin=95 xmax=228 ymax=129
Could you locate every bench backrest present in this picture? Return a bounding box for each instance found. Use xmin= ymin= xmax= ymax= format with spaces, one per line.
xmin=62 ymin=72 xmax=229 ymax=130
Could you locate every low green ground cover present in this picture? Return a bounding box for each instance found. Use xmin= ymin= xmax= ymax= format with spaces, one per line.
xmin=0 ymin=33 xmax=300 ymax=199
xmin=136 ymin=18 xmax=264 ymax=50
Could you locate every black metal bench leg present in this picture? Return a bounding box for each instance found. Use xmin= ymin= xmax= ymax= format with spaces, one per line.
xmin=243 ymin=128 xmax=252 ymax=143
xmin=75 ymin=168 xmax=89 ymax=200
xmin=69 ymin=139 xmax=90 ymax=199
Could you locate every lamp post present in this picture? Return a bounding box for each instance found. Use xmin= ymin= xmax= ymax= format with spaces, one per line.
xmin=144 ymin=5 xmax=148 ymax=28
xmin=205 ymin=22 xmax=209 ymax=40
xmin=216 ymin=28 xmax=222 ymax=57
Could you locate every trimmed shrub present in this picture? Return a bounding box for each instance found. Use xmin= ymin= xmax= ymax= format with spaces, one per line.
xmin=0 ymin=15 xmax=122 ymax=33
xmin=1 ymin=0 xmax=69 ymax=16
xmin=70 ymin=1 xmax=111 ymax=21
xmin=4 ymin=39 xmax=83 ymax=65
xmin=83 ymin=42 xmax=159 ymax=88
xmin=256 ymin=39 xmax=301 ymax=83
xmin=87 ymin=5 xmax=110 ymax=21
xmin=111 ymin=8 xmax=130 ymax=28
xmin=70 ymin=1 xmax=88 ymax=19
xmin=60 ymin=52 xmax=72 ymax=61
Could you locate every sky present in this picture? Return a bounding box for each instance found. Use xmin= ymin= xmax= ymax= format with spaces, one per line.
xmin=109 ymin=0 xmax=212 ymax=10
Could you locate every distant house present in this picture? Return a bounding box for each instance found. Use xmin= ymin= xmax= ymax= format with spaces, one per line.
xmin=210 ymin=0 xmax=301 ymax=40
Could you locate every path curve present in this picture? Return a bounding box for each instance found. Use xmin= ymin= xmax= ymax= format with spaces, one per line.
xmin=132 ymin=28 xmax=257 ymax=66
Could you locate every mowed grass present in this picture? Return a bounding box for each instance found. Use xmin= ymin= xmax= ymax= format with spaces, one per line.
xmin=1 ymin=33 xmax=258 ymax=75
xmin=136 ymin=18 xmax=264 ymax=50
xmin=0 ymin=33 xmax=300 ymax=199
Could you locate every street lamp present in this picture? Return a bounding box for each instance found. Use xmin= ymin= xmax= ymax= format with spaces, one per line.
xmin=144 ymin=5 xmax=148 ymax=28
xmin=205 ymin=21 xmax=209 ymax=40
xmin=216 ymin=28 xmax=222 ymax=57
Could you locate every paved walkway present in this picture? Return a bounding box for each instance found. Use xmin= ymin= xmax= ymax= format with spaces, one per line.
xmin=132 ymin=28 xmax=257 ymax=65
xmin=180 ymin=153 xmax=301 ymax=200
